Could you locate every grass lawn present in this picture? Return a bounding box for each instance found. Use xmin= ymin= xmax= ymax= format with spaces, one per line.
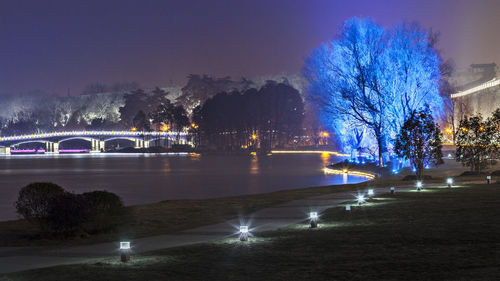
xmin=0 ymin=180 xmax=376 ymax=247
xmin=5 ymin=182 xmax=500 ymax=280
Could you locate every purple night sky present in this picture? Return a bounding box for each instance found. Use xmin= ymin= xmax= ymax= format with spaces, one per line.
xmin=1 ymin=0 xmax=499 ymax=95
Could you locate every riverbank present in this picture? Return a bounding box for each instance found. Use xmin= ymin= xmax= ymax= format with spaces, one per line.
xmin=5 ymin=181 xmax=500 ymax=280
xmin=0 ymin=158 xmax=491 ymax=248
xmin=0 ymin=181 xmax=370 ymax=247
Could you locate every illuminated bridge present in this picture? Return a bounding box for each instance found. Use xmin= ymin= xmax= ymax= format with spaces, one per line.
xmin=0 ymin=130 xmax=189 ymax=154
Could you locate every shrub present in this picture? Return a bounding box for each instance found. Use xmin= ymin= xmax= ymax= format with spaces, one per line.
xmin=82 ymin=190 xmax=124 ymax=233
xmin=46 ymin=193 xmax=91 ymax=236
xmin=15 ymin=182 xmax=65 ymax=224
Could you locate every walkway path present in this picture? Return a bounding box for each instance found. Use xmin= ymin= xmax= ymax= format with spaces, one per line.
xmin=0 ymin=184 xmax=454 ymax=274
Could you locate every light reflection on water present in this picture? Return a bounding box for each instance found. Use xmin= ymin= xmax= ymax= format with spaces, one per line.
xmin=0 ymin=153 xmax=368 ymax=221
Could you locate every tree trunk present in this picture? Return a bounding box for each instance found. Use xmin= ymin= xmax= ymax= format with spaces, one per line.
xmin=375 ymin=128 xmax=384 ymax=167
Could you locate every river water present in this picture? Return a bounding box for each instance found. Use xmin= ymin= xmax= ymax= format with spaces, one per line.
xmin=0 ymin=152 xmax=367 ymax=221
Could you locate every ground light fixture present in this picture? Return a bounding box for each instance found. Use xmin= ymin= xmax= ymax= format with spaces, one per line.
xmin=120 ymin=241 xmax=131 ymax=262
xmin=367 ymin=189 xmax=374 ymax=197
xmin=356 ymin=194 xmax=366 ymax=205
xmin=390 ymin=187 xmax=395 ymax=194
xmin=447 ymin=177 xmax=453 ymax=188
xmin=416 ymin=181 xmax=423 ymax=191
xmin=487 ymin=175 xmax=491 ymax=184
xmin=309 ymin=212 xmax=318 ymax=228
xmin=239 ymin=225 xmax=249 ymax=241
xmin=345 ymin=205 xmax=351 ymax=211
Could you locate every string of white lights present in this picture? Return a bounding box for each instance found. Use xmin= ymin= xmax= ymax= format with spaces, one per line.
xmin=0 ymin=130 xmax=187 ymax=142
xmin=451 ymin=78 xmax=500 ymax=99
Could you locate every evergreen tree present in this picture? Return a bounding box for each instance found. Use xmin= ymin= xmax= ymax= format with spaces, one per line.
xmin=394 ymin=106 xmax=443 ymax=179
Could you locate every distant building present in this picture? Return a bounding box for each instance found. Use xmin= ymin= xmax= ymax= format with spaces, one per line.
xmin=451 ymin=63 xmax=500 ymax=122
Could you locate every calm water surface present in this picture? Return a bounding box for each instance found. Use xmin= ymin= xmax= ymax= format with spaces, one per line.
xmin=0 ymin=153 xmax=367 ymax=221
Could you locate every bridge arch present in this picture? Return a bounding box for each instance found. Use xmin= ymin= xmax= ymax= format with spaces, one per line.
xmin=58 ymin=137 xmax=99 ymax=144
xmin=10 ymin=140 xmax=52 ymax=147
xmin=103 ymin=137 xmax=142 ymax=143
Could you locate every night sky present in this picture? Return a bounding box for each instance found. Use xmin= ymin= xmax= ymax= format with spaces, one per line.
xmin=1 ymin=0 xmax=499 ymax=95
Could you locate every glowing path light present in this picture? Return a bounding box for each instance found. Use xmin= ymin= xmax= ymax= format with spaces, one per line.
xmin=356 ymin=194 xmax=366 ymax=205
xmin=367 ymin=189 xmax=375 ymax=197
xmin=323 ymin=167 xmax=376 ymax=179
xmin=271 ymin=150 xmax=349 ymax=157
xmin=309 ymin=212 xmax=318 ymax=228
xmin=239 ymin=225 xmax=249 ymax=241
xmin=447 ymin=178 xmax=453 ymax=188
xmin=120 ymin=241 xmax=131 ymax=262
xmin=416 ymin=181 xmax=423 ymax=191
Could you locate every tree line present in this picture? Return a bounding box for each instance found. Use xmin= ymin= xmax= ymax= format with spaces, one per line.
xmin=192 ymin=81 xmax=305 ymax=151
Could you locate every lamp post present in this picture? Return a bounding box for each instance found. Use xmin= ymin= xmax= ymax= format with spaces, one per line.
xmin=447 ymin=178 xmax=453 ymax=188
xmin=356 ymin=194 xmax=365 ymax=205
xmin=416 ymin=181 xmax=423 ymax=191
xmin=239 ymin=226 xmax=249 ymax=241
xmin=367 ymin=189 xmax=374 ymax=197
xmin=120 ymin=242 xmax=131 ymax=262
xmin=309 ymin=212 xmax=318 ymax=228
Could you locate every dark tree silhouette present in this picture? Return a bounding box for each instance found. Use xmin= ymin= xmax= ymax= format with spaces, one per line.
xmin=456 ymin=114 xmax=496 ymax=173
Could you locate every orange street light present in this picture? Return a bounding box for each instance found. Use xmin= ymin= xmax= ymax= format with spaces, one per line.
xmin=191 ymin=123 xmax=199 ymax=129
xmin=161 ymin=125 xmax=170 ymax=132
xmin=251 ymin=134 xmax=257 ymax=140
xmin=131 ymin=127 xmax=137 ymax=132
xmin=321 ymin=131 xmax=329 ymax=137
xmin=445 ymin=128 xmax=453 ymax=134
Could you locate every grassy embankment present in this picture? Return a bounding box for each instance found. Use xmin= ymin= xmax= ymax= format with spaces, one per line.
xmin=0 ymin=158 xmax=488 ymax=248
xmin=5 ymin=181 xmax=500 ymax=280
xmin=0 ymin=178 xmax=377 ymax=247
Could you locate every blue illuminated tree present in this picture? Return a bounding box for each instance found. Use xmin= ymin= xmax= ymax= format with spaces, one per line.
xmin=304 ymin=18 xmax=443 ymax=166
xmin=304 ymin=18 xmax=388 ymax=166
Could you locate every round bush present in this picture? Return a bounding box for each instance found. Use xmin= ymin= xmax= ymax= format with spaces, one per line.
xmin=82 ymin=190 xmax=124 ymax=233
xmin=15 ymin=182 xmax=65 ymax=223
xmin=46 ymin=193 xmax=91 ymax=235
xmin=82 ymin=190 xmax=124 ymax=215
